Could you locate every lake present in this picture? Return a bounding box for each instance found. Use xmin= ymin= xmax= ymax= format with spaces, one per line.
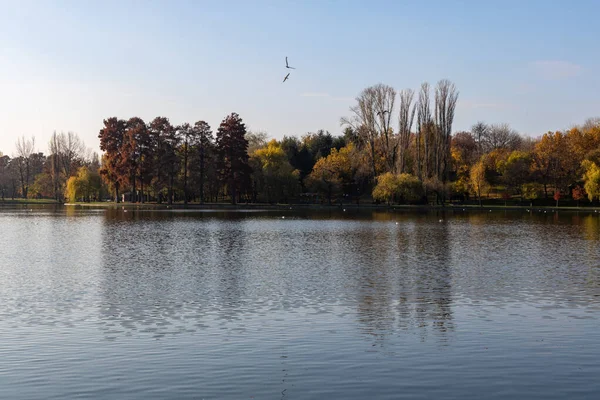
xmin=0 ymin=205 xmax=599 ymax=399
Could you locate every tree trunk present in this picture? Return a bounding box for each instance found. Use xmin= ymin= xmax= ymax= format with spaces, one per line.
xmin=231 ymin=183 xmax=237 ymax=205
xmin=115 ymin=182 xmax=120 ymax=203
xmin=131 ymin=175 xmax=136 ymax=203
xmin=370 ymin=141 xmax=377 ymax=179
xmin=200 ymin=150 xmax=205 ymax=205
xmin=183 ymin=142 xmax=188 ymax=206
xmin=168 ymin=173 xmax=174 ymax=205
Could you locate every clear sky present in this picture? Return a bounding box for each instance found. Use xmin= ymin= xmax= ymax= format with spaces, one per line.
xmin=1 ymin=0 xmax=599 ymax=155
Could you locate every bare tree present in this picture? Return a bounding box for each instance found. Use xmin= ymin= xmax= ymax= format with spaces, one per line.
xmin=581 ymin=117 xmax=600 ymax=131
xmin=434 ymin=79 xmax=459 ymax=183
xmin=471 ymin=121 xmax=488 ymax=156
xmin=415 ymin=82 xmax=432 ymax=181
xmin=0 ymin=153 xmax=9 ymax=200
xmin=49 ymin=132 xmax=63 ymax=201
xmin=341 ymin=89 xmax=377 ymax=178
xmin=15 ymin=136 xmax=36 ymax=198
xmin=245 ymin=131 xmax=269 ymax=154
xmin=341 ymin=83 xmax=396 ymax=177
xmin=48 ymin=131 xmax=86 ymax=201
xmin=397 ymin=89 xmax=416 ymax=173
xmin=58 ymin=131 xmax=86 ymax=178
xmin=373 ymin=84 xmax=397 ymax=173
xmin=480 ymin=123 xmax=522 ymax=152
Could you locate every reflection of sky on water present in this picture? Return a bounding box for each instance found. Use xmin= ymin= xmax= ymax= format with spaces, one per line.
xmin=0 ymin=207 xmax=599 ymax=399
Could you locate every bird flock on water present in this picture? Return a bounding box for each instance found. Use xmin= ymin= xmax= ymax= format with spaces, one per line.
xmin=282 ymin=56 xmax=295 ymax=83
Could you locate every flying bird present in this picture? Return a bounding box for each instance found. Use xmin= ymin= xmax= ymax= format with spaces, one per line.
xmin=285 ymin=57 xmax=296 ymax=69
xmin=283 ymin=72 xmax=290 ymax=83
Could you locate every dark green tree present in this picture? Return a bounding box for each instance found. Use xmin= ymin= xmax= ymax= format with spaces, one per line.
xmin=191 ymin=121 xmax=213 ymax=204
xmin=149 ymin=117 xmax=179 ymax=204
xmin=216 ymin=113 xmax=251 ymax=204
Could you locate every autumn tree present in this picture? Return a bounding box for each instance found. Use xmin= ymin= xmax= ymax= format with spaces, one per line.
xmin=121 ymin=117 xmax=148 ymax=202
xmin=397 ymin=173 xmax=423 ymax=203
xmin=372 ymin=172 xmax=399 ymax=205
xmin=553 ymin=190 xmax=561 ymax=207
xmin=372 ymin=172 xmax=423 ymax=204
xmin=306 ymin=144 xmax=355 ymax=205
xmin=522 ymin=183 xmax=544 ymax=207
xmin=99 ymin=117 xmax=127 ymax=202
xmin=451 ymin=131 xmax=478 ymax=199
xmin=65 ymin=166 xmax=102 ymax=203
xmin=572 ymin=185 xmax=585 ymax=207
xmin=501 ymin=151 xmax=532 ymax=199
xmin=470 ymin=159 xmax=488 ymax=207
xmin=567 ymin=126 xmax=600 ymax=164
xmin=532 ymin=131 xmax=576 ymax=197
xmin=250 ymin=139 xmax=300 ymax=203
xmin=582 ymin=160 xmax=600 ymax=203
xmin=216 ymin=113 xmax=251 ymax=204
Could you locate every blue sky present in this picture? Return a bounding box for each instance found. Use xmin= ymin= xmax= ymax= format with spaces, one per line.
xmin=1 ymin=0 xmax=599 ymax=154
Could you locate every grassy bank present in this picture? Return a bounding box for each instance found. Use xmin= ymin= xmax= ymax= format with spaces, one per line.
xmin=0 ymin=199 xmax=60 ymax=205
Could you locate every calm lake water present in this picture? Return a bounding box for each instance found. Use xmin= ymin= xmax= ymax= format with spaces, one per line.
xmin=1 ymin=205 xmax=599 ymax=399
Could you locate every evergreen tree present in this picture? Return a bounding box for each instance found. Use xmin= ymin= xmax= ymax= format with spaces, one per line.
xmin=191 ymin=121 xmax=213 ymax=204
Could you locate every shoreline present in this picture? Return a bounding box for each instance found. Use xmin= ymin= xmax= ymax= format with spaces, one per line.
xmin=57 ymin=202 xmax=599 ymax=213
xmin=2 ymin=199 xmax=598 ymax=213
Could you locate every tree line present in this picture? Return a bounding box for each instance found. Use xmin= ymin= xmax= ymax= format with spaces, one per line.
xmin=2 ymin=80 xmax=600 ymax=206
xmin=0 ymin=132 xmax=99 ymax=201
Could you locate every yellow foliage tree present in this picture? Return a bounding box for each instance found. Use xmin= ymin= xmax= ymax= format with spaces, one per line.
xmin=470 ymin=159 xmax=488 ymax=207
xmin=306 ymin=144 xmax=355 ymax=204
xmin=372 ymin=172 xmax=422 ymax=204
xmin=250 ymin=139 xmax=300 ymax=203
xmin=582 ymin=160 xmax=600 ymax=202
xmin=451 ymin=146 xmax=470 ymax=198
xmin=372 ymin=172 xmax=399 ymax=204
xmin=65 ymin=166 xmax=102 ymax=203
xmin=532 ymin=131 xmax=577 ymax=196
